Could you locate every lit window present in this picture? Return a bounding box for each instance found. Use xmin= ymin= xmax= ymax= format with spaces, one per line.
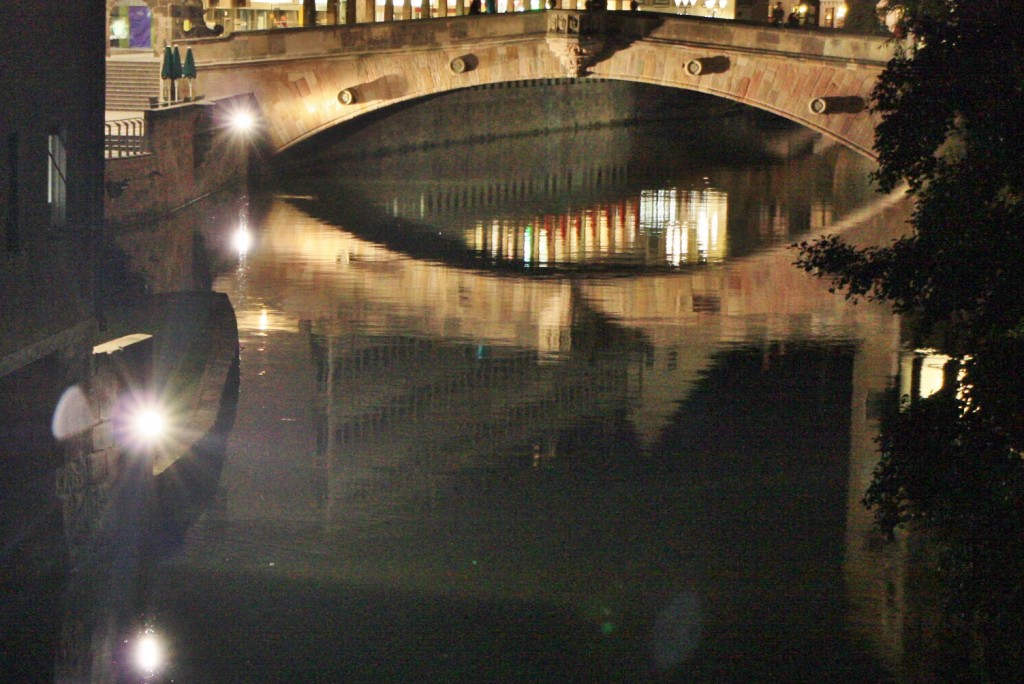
xmin=48 ymin=130 xmax=67 ymax=229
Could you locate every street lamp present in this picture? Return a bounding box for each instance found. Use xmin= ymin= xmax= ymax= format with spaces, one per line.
xmin=675 ymin=0 xmax=696 ymax=14
xmin=704 ymin=0 xmax=726 ymax=17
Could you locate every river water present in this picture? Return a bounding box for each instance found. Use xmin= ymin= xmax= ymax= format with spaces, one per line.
xmin=136 ymin=114 xmax=926 ymax=682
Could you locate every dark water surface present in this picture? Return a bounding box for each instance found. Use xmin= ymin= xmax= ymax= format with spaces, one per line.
xmin=140 ymin=118 xmax=923 ymax=682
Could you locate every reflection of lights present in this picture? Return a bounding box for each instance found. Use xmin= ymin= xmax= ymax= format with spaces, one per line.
xmin=234 ymin=225 xmax=252 ymax=255
xmin=899 ymin=349 xmax=953 ymax=409
xmin=134 ymin=629 xmax=165 ymax=675
xmin=918 ymin=352 xmax=949 ymax=399
xmin=642 ymin=186 xmax=728 ymax=266
xmin=259 ymin=308 xmax=269 ymax=331
xmin=460 ymin=186 xmax=725 ymax=267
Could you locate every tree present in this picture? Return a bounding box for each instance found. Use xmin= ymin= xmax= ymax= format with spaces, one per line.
xmin=796 ymin=0 xmax=1024 ymax=352
xmin=796 ymin=3 xmax=1024 ymax=678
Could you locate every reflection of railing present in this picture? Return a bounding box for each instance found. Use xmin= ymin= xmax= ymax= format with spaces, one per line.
xmin=104 ymin=118 xmax=147 ymax=158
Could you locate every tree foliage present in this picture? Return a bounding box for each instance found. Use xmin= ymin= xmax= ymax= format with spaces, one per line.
xmin=796 ymin=0 xmax=1024 ymax=350
xmin=795 ymin=3 xmax=1024 ymax=678
xmin=863 ymin=348 xmax=1024 ymax=680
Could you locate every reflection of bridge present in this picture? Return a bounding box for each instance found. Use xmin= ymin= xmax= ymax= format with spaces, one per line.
xmin=188 ymin=12 xmax=893 ymax=156
xmin=206 ymin=194 xmax=913 ymax=670
xmin=234 ymin=190 xmax=908 ymax=446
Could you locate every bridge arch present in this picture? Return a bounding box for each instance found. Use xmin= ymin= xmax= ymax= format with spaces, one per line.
xmin=188 ymin=12 xmax=892 ymax=159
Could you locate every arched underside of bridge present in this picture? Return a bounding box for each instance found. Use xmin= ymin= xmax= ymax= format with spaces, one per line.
xmin=191 ymin=13 xmax=889 ymax=159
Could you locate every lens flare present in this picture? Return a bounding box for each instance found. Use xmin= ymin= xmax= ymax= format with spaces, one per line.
xmin=134 ymin=407 xmax=166 ymax=441
xmin=134 ymin=630 xmax=165 ymax=674
xmin=112 ymin=393 xmax=175 ymax=454
xmin=234 ymin=226 xmax=252 ymax=254
xmin=231 ymin=111 xmax=254 ymax=133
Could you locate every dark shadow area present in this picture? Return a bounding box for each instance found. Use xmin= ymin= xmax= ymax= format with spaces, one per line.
xmin=150 ymin=569 xmax=635 ymax=684
xmin=0 ymin=356 xmax=66 ymax=683
xmin=151 ymin=350 xmax=239 ymax=555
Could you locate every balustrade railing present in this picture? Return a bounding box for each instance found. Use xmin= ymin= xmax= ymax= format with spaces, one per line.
xmin=104 ymin=118 xmax=147 ymax=158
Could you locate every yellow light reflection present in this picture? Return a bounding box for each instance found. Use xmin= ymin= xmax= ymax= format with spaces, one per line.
xmin=457 ymin=185 xmax=727 ymax=268
xmin=233 ymin=225 xmax=251 ymax=255
xmin=134 ymin=629 xmax=165 ymax=675
xmin=645 ymin=187 xmax=729 ymax=266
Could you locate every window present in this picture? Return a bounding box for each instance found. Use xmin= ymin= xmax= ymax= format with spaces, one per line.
xmin=48 ymin=130 xmax=67 ymax=230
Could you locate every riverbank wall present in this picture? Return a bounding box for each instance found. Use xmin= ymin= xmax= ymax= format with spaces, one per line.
xmin=104 ymin=93 xmax=264 ymax=227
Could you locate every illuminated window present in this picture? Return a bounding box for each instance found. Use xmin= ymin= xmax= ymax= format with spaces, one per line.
xmin=47 ymin=130 xmax=67 ymax=230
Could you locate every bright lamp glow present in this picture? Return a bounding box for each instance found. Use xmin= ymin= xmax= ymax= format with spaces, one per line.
xmin=134 ymin=630 xmax=165 ymax=674
xmin=112 ymin=393 xmax=175 ymax=454
xmin=134 ymin=407 xmax=166 ymax=441
xmin=234 ymin=225 xmax=252 ymax=254
xmin=232 ymin=111 xmax=255 ymax=132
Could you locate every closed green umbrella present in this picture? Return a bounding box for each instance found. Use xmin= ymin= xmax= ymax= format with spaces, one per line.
xmin=161 ymin=45 xmax=173 ymax=103
xmin=170 ymin=45 xmax=183 ymax=101
xmin=183 ymin=48 xmax=197 ymax=100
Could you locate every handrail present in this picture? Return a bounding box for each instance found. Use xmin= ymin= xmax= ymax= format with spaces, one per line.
xmin=104 ymin=117 xmax=147 ymax=158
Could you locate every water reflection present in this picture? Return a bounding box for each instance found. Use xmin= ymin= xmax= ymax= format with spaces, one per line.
xmin=280 ymin=122 xmax=877 ymax=274
xmin=137 ymin=123 xmax=924 ymax=681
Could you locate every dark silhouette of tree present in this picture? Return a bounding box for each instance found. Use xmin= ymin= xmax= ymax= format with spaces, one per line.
xmin=796 ymin=0 xmax=1024 ymax=350
xmin=795 ymin=3 xmax=1024 ymax=679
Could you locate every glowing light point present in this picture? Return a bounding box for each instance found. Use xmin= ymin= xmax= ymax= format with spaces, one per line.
xmin=134 ymin=407 xmax=166 ymax=442
xmin=231 ymin=111 xmax=254 ymax=133
xmin=234 ymin=226 xmax=252 ymax=254
xmin=134 ymin=631 xmax=164 ymax=674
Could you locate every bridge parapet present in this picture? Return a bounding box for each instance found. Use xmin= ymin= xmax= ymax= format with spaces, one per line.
xmin=183 ymin=13 xmax=895 ymax=158
xmin=185 ymin=13 xmax=893 ymax=68
xmin=184 ymin=13 xmax=550 ymax=66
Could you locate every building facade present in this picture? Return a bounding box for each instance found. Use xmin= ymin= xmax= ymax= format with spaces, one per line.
xmin=1 ymin=0 xmax=106 ymax=679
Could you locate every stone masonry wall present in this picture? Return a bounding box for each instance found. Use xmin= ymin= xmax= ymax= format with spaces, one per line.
xmin=104 ymin=94 xmax=261 ymax=227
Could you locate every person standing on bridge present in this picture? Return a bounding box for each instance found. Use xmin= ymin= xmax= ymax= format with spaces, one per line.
xmin=771 ymin=1 xmax=784 ymax=25
xmin=486 ymin=0 xmax=496 ymax=12
xmin=469 ymin=0 xmax=482 ymax=13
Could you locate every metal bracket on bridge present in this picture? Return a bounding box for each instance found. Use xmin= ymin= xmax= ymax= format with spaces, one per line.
xmin=808 ymin=96 xmax=865 ymax=115
xmin=338 ymin=89 xmax=357 ymax=105
xmin=685 ymin=56 xmax=730 ymax=77
xmin=546 ymin=10 xmax=607 ymax=78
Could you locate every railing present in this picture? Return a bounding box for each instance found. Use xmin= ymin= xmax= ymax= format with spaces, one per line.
xmin=104 ymin=118 xmax=147 ymax=158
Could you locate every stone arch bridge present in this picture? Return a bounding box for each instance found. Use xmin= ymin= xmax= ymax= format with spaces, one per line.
xmin=186 ymin=12 xmax=894 ymax=158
